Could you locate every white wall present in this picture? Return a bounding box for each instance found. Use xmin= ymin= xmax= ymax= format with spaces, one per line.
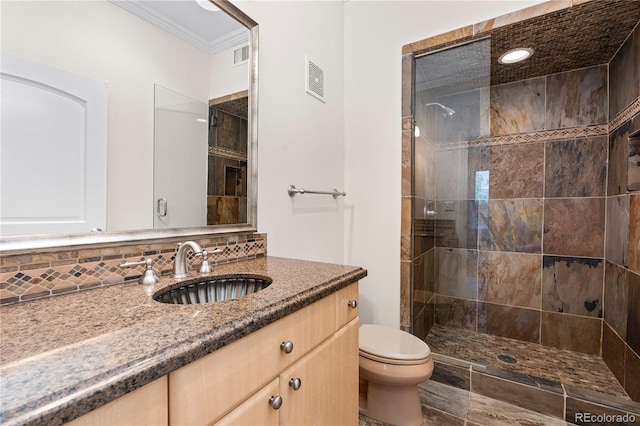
xmin=209 ymin=43 xmax=249 ymax=100
xmin=234 ymin=0 xmax=546 ymax=327
xmin=343 ymin=0 xmax=546 ymax=327
xmin=236 ymin=1 xmax=346 ymax=264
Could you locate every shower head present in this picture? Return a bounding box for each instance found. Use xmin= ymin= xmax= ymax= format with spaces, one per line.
xmin=441 ymin=105 xmax=456 ymax=117
xmin=425 ymin=102 xmax=456 ymax=117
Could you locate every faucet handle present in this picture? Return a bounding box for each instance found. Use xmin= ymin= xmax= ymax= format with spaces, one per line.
xmin=121 ymin=258 xmax=161 ymax=286
xmin=199 ymin=250 xmax=213 ymax=274
xmin=198 ymin=248 xmax=223 ymax=275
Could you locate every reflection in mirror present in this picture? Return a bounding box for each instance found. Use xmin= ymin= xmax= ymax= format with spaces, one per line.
xmin=154 ymin=85 xmax=208 ymax=229
xmin=0 ymin=0 xmax=257 ymax=247
xmin=0 ymin=53 xmax=108 ymax=237
xmin=208 ymin=91 xmax=249 ymax=225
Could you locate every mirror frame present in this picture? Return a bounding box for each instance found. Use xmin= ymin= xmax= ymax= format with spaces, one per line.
xmin=0 ymin=0 xmax=259 ymax=253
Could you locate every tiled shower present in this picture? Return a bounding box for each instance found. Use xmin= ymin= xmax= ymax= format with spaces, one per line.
xmin=402 ymin=1 xmax=640 ymax=408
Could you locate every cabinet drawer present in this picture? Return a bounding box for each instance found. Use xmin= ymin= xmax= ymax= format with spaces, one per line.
xmin=169 ymin=295 xmax=335 ymax=425
xmin=213 ymin=378 xmax=279 ymax=426
xmin=335 ymin=282 xmax=359 ymax=330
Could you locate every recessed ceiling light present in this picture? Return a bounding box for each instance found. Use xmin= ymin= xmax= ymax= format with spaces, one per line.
xmin=498 ymin=48 xmax=533 ymax=64
xmin=195 ymin=0 xmax=220 ymax=12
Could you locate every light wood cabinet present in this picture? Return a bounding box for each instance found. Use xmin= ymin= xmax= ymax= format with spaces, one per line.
xmin=68 ymin=283 xmax=359 ymax=426
xmin=66 ymin=377 xmax=168 ymax=426
xmin=209 ymin=284 xmax=359 ymax=426
xmin=215 ymin=378 xmax=280 ymax=426
xmin=335 ymin=283 xmax=359 ymax=329
xmin=184 ymin=282 xmax=359 ymax=426
xmin=278 ymin=319 xmax=358 ymax=426
xmin=168 ymin=293 xmax=337 ymax=425
xmin=213 ymin=319 xmax=358 ymax=426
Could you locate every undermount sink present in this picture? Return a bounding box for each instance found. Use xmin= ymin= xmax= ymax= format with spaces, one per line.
xmin=153 ymin=274 xmax=272 ymax=305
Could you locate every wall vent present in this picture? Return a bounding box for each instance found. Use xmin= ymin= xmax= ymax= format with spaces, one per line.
xmin=233 ymin=45 xmax=249 ymax=65
xmin=305 ymin=55 xmax=325 ymax=103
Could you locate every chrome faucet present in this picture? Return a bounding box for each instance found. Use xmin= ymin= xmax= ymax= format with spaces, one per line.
xmin=172 ymin=241 xmax=203 ymax=279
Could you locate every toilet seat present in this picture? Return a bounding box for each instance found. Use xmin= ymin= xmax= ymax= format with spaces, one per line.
xmin=359 ymin=349 xmax=429 ymax=366
xmin=359 ymin=324 xmax=431 ymax=361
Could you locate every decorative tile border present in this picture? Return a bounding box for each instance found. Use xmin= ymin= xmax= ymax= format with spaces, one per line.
xmin=0 ymin=233 xmax=266 ymax=305
xmin=610 ymin=97 xmax=640 ymax=133
xmin=433 ymin=96 xmax=640 ymax=152
xmin=435 ymin=124 xmax=609 ymax=152
xmin=208 ymin=146 xmax=248 ymax=161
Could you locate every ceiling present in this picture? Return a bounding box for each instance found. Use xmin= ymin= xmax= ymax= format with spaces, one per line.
xmin=110 ymin=0 xmax=248 ymax=55
xmin=416 ymin=1 xmax=640 ymax=96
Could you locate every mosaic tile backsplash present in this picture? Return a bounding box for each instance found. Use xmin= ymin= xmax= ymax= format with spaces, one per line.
xmin=0 ymin=232 xmax=266 ymax=305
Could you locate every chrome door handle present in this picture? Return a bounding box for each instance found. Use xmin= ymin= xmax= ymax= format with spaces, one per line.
xmin=157 ymin=198 xmax=167 ymax=217
xmin=289 ymin=378 xmax=302 ymax=391
xmin=269 ymin=395 xmax=283 ymax=410
xmin=280 ymin=341 xmax=294 ymax=354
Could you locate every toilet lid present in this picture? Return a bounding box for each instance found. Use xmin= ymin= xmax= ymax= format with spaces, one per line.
xmin=359 ymin=324 xmax=431 ymax=360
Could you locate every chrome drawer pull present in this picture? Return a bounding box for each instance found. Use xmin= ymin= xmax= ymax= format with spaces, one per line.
xmin=289 ymin=378 xmax=302 ymax=391
xmin=280 ymin=341 xmax=294 ymax=354
xmin=269 ymin=395 xmax=283 ymax=410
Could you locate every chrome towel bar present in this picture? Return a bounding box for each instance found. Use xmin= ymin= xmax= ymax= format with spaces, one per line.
xmin=288 ymin=185 xmax=346 ymax=198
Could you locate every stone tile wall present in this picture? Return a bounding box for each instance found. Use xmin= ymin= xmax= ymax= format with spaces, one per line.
xmin=602 ymin=23 xmax=640 ymax=402
xmin=429 ymin=62 xmax=611 ymax=357
xmin=402 ymin=0 xmax=640 ymax=403
xmin=416 ymin=23 xmax=640 ymax=401
xmin=0 ymin=232 xmax=267 ymax=305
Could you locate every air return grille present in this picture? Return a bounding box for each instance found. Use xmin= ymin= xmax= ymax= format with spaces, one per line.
xmin=234 ymin=45 xmax=249 ymax=65
xmin=305 ymin=55 xmax=325 ymax=102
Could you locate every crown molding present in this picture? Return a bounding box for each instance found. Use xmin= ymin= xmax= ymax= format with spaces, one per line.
xmin=110 ymin=0 xmax=248 ymax=55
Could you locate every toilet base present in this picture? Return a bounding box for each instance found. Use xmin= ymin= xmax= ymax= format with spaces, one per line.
xmin=359 ymin=380 xmax=424 ymax=426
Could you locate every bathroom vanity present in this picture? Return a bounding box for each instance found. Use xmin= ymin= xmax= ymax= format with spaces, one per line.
xmin=0 ymin=257 xmax=366 ymax=426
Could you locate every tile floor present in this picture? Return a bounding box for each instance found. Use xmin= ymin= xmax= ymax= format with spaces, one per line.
xmin=425 ymin=324 xmax=628 ymax=398
xmin=359 ymin=380 xmax=567 ymax=426
xmin=359 ymin=324 xmax=639 ymax=425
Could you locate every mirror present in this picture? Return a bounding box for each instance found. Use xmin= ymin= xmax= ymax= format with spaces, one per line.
xmin=153 ymin=85 xmax=209 ymax=229
xmin=0 ymin=0 xmax=258 ymax=248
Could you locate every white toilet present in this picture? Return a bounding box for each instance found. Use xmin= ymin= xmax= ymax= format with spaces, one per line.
xmin=359 ymin=324 xmax=434 ymax=426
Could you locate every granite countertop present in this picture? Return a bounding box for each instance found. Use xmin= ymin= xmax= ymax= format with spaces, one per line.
xmin=0 ymin=256 xmax=367 ymax=426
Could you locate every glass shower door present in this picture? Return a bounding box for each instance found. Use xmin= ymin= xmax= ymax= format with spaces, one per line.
xmin=411 ymin=39 xmax=491 ymax=353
